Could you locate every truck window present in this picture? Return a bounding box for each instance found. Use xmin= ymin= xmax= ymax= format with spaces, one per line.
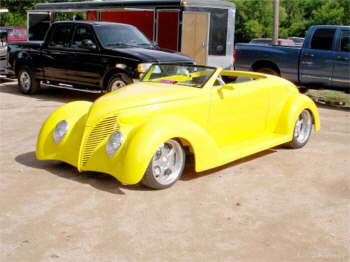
xmin=72 ymin=25 xmax=96 ymax=48
xmin=48 ymin=24 xmax=73 ymax=48
xmin=310 ymin=28 xmax=336 ymax=50
xmin=340 ymin=30 xmax=350 ymax=52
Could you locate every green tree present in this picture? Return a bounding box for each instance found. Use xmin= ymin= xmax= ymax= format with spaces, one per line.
xmin=232 ymin=0 xmax=350 ymax=42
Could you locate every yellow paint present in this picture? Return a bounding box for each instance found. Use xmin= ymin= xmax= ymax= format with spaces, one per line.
xmin=36 ymin=68 xmax=320 ymax=185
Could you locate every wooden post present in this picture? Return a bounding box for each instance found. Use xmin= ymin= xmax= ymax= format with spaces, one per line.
xmin=272 ymin=0 xmax=280 ymax=45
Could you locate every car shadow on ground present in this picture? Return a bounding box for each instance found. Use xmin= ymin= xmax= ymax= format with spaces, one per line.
xmin=0 ymin=80 xmax=100 ymax=103
xmin=15 ymin=151 xmax=134 ymax=195
xmin=181 ymin=149 xmax=277 ymax=181
xmin=15 ymin=149 xmax=277 ymax=194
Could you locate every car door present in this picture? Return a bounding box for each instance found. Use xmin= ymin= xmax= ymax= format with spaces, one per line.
xmin=300 ymin=28 xmax=337 ymax=88
xmin=208 ymin=82 xmax=270 ymax=147
xmin=69 ymin=24 xmax=104 ymax=88
xmin=42 ymin=23 xmax=75 ymax=83
xmin=332 ymin=29 xmax=350 ymax=90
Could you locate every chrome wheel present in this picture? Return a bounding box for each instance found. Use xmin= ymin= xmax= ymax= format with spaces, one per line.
xmin=151 ymin=140 xmax=185 ymax=186
xmin=19 ymin=71 xmax=31 ymax=92
xmin=293 ymin=110 xmax=312 ymax=145
xmin=110 ymin=79 xmax=126 ymax=91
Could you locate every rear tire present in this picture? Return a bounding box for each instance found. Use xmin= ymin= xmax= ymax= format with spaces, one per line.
xmin=107 ymin=73 xmax=132 ymax=92
xmin=286 ymin=110 xmax=313 ymax=149
xmin=256 ymin=67 xmax=279 ymax=76
xmin=18 ymin=67 xmax=41 ymax=94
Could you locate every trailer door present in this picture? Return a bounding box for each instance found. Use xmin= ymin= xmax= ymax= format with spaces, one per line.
xmin=181 ymin=12 xmax=209 ymax=65
xmin=156 ymin=10 xmax=179 ymax=51
xmin=28 ymin=11 xmax=51 ymax=41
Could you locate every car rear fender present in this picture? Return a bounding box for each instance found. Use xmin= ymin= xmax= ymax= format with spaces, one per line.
xmin=276 ymin=93 xmax=320 ymax=137
xmin=36 ymin=101 xmax=93 ymax=165
xmin=116 ymin=115 xmax=221 ymax=185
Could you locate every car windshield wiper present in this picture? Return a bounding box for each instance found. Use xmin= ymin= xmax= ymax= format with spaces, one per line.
xmin=106 ymin=42 xmax=137 ymax=47
xmin=137 ymin=43 xmax=154 ymax=47
xmin=106 ymin=42 xmax=153 ymax=48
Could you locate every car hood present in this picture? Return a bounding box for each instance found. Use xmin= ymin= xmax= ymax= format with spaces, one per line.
xmin=108 ymin=47 xmax=193 ymax=63
xmin=86 ymin=82 xmax=202 ymax=126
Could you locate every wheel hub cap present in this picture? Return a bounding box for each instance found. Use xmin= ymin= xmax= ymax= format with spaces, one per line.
xmin=294 ymin=111 xmax=312 ymax=144
xmin=152 ymin=141 xmax=184 ymax=186
xmin=20 ymin=72 xmax=31 ymax=91
xmin=111 ymin=80 xmax=126 ymax=91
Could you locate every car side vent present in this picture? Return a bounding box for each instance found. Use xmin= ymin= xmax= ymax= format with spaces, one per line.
xmin=81 ymin=115 xmax=119 ymax=167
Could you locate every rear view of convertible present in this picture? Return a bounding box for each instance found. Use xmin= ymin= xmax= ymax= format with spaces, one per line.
xmin=36 ymin=64 xmax=320 ymax=189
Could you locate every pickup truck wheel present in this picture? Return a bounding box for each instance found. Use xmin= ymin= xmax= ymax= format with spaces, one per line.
xmin=286 ymin=110 xmax=313 ymax=149
xmin=107 ymin=73 xmax=132 ymax=92
xmin=141 ymin=139 xmax=186 ymax=190
xmin=18 ymin=67 xmax=40 ymax=94
xmin=256 ymin=67 xmax=279 ymax=76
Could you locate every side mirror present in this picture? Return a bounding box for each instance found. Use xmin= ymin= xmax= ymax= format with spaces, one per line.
xmin=81 ymin=39 xmax=96 ymax=50
xmin=152 ymin=41 xmax=159 ymax=48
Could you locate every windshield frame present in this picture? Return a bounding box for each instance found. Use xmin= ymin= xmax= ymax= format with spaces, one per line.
xmin=94 ymin=24 xmax=153 ymax=48
xmin=141 ymin=63 xmax=218 ymax=89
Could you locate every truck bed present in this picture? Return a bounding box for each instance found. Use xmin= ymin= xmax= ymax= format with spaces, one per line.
xmin=235 ymin=43 xmax=302 ymax=83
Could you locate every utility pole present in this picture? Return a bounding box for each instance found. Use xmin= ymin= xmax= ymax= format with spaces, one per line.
xmin=272 ymin=0 xmax=280 ymax=45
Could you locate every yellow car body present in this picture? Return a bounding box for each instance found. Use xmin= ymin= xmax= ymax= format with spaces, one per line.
xmin=36 ymin=65 xmax=320 ymax=186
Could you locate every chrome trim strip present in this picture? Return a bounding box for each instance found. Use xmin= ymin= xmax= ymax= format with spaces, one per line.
xmin=332 ymin=78 xmax=350 ymax=84
xmin=41 ymin=82 xmax=103 ymax=93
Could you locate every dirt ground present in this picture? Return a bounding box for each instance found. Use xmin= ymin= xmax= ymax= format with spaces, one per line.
xmin=0 ymin=79 xmax=349 ymax=262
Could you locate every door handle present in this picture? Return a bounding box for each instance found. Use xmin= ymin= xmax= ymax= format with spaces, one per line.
xmin=303 ymin=53 xmax=314 ymax=58
xmin=337 ymin=56 xmax=349 ymax=61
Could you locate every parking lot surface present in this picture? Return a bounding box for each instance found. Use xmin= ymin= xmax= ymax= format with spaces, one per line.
xmin=0 ymin=80 xmax=349 ymax=262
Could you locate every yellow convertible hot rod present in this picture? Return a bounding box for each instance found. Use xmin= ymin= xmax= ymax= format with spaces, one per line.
xmin=36 ymin=64 xmax=320 ymax=189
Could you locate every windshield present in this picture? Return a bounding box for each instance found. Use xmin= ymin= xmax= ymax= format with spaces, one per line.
xmin=94 ymin=24 xmax=152 ymax=48
xmin=142 ymin=64 xmax=217 ymax=88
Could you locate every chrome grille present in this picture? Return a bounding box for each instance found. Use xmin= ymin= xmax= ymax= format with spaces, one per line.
xmin=81 ymin=115 xmax=119 ymax=167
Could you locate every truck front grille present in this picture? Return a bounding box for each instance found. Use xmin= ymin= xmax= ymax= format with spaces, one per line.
xmin=80 ymin=115 xmax=119 ymax=167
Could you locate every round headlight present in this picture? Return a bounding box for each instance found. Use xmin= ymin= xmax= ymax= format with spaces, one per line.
xmin=106 ymin=131 xmax=124 ymax=157
xmin=53 ymin=120 xmax=68 ymax=143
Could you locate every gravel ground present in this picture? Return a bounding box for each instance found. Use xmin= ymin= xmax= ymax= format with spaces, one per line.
xmin=0 ymin=80 xmax=349 ymax=262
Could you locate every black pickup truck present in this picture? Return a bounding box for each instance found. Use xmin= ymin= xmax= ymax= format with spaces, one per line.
xmin=8 ymin=21 xmax=193 ymax=94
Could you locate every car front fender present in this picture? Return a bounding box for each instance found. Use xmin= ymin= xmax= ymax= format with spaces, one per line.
xmin=36 ymin=101 xmax=92 ymax=166
xmin=113 ymin=114 xmax=221 ymax=185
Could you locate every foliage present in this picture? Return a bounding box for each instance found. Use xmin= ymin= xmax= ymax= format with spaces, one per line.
xmin=0 ymin=0 xmax=81 ymax=26
xmin=232 ymin=0 xmax=350 ymax=42
xmin=1 ymin=0 xmax=349 ymax=41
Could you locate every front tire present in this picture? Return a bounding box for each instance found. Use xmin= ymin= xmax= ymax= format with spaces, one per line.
xmin=286 ymin=110 xmax=313 ymax=149
xmin=141 ymin=139 xmax=186 ymax=190
xmin=18 ymin=67 xmax=41 ymax=94
xmin=107 ymin=73 xmax=132 ymax=92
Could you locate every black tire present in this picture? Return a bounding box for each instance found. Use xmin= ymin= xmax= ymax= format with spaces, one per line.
xmin=141 ymin=139 xmax=186 ymax=190
xmin=107 ymin=73 xmax=132 ymax=92
xmin=256 ymin=67 xmax=279 ymax=76
xmin=286 ymin=110 xmax=313 ymax=149
xmin=17 ymin=66 xmax=41 ymax=94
